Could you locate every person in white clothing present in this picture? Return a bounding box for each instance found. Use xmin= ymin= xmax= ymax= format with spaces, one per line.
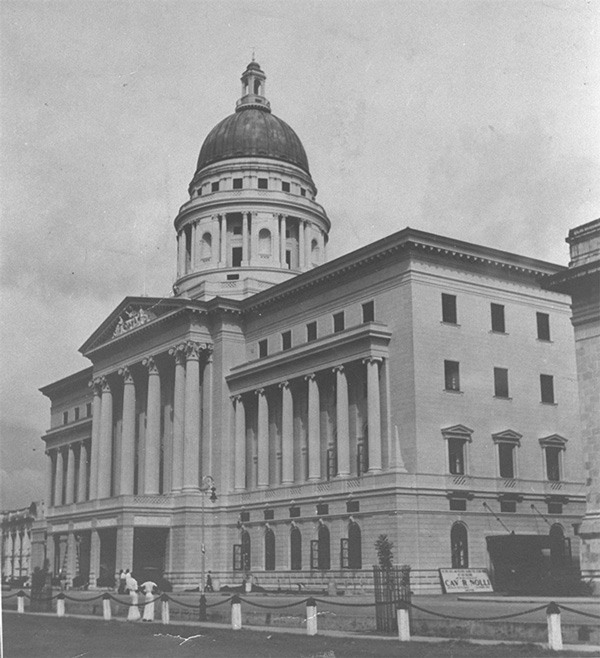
xmin=140 ymin=581 xmax=158 ymax=622
xmin=126 ymin=574 xmax=140 ymax=621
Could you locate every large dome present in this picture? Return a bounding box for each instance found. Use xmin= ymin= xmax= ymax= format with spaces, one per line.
xmin=195 ymin=107 xmax=310 ymax=175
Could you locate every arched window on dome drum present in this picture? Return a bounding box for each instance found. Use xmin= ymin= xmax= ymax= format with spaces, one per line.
xmin=265 ymin=527 xmax=275 ymax=571
xmin=451 ymin=522 xmax=468 ymax=568
xmin=241 ymin=529 xmax=251 ymax=572
xmin=290 ymin=526 xmax=302 ymax=571
xmin=258 ymin=229 xmax=271 ymax=257
xmin=311 ymin=239 xmax=320 ymax=266
xmin=254 ymin=79 xmax=261 ymax=95
xmin=201 ymin=233 xmax=212 ymax=261
xmin=348 ymin=521 xmax=362 ymax=569
xmin=184 ymin=225 xmax=192 ymax=273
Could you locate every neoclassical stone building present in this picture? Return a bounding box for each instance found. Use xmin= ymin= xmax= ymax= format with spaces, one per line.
xmin=39 ymin=61 xmax=585 ymax=593
xmin=1 ymin=502 xmax=41 ymax=584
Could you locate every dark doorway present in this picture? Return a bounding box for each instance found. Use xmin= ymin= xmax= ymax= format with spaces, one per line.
xmin=348 ymin=521 xmax=362 ymax=569
xmin=265 ymin=528 xmax=275 ymax=571
xmin=241 ymin=529 xmax=251 ymax=572
xmin=232 ymin=247 xmax=243 ymax=267
xmin=98 ymin=528 xmax=117 ymax=587
xmin=290 ymin=526 xmax=302 ymax=570
xmin=133 ymin=528 xmax=168 ymax=583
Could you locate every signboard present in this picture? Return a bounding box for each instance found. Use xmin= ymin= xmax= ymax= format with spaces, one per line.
xmin=439 ymin=568 xmax=493 ymax=593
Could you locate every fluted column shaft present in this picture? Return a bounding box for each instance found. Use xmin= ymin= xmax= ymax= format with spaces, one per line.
xmin=234 ymin=396 xmax=246 ymax=490
xmin=279 ymin=215 xmax=287 ymax=266
xmin=257 ymin=389 xmax=269 ymax=487
xmin=89 ymin=380 xmax=102 ymax=500
xmin=177 ymin=232 xmax=186 ymax=276
xmin=170 ymin=346 xmax=186 ymax=491
xmin=334 ymin=366 xmax=350 ymax=477
xmin=242 ymin=213 xmax=250 ymax=265
xmin=304 ymin=221 xmax=311 ymax=267
xmin=280 ymin=381 xmax=294 ymax=483
xmin=97 ymin=379 xmax=113 ymax=498
xmin=143 ymin=357 xmax=161 ymax=494
xmin=46 ymin=451 xmax=54 ymax=508
xmin=299 ymin=220 xmax=305 ymax=269
xmin=183 ymin=342 xmax=201 ymax=490
xmin=306 ymin=374 xmax=320 ymax=480
xmin=77 ymin=442 xmax=88 ymax=502
xmin=219 ymin=215 xmax=227 ymax=265
xmin=119 ymin=367 xmax=136 ymax=496
xmin=365 ymin=357 xmax=382 ymax=472
xmin=54 ymin=449 xmax=64 ymax=507
xmin=65 ymin=444 xmax=75 ymax=505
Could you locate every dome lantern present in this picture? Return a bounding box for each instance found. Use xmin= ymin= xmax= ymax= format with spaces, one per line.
xmin=237 ymin=59 xmax=270 ymax=112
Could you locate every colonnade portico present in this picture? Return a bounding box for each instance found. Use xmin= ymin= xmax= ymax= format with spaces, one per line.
xmin=231 ymin=356 xmax=385 ymax=491
xmin=47 ymin=441 xmax=90 ymax=508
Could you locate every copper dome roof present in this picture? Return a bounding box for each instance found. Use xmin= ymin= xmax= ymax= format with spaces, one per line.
xmin=195 ymin=107 xmax=310 ymax=175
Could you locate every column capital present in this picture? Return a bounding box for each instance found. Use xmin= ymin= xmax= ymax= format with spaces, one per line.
xmin=142 ymin=356 xmax=159 ymax=374
xmin=168 ymin=343 xmax=187 ymax=364
xmin=255 ymin=387 xmax=265 ymax=397
xmin=304 ymin=373 xmax=317 ymax=383
xmin=100 ymin=377 xmax=111 ymax=393
xmin=362 ymin=356 xmax=383 ymax=366
xmin=231 ymin=394 xmax=243 ymax=403
xmin=185 ymin=340 xmax=202 ymax=360
xmin=118 ymin=366 xmax=134 ymax=384
xmin=278 ymin=380 xmax=290 ymax=390
xmin=89 ymin=378 xmax=103 ymax=395
xmin=332 ymin=365 xmax=345 ymax=375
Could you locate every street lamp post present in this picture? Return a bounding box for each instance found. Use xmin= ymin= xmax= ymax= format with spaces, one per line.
xmin=200 ymin=475 xmax=217 ymax=593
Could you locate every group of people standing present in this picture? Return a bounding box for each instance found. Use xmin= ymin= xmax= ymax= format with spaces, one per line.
xmin=116 ymin=569 xmax=159 ymax=622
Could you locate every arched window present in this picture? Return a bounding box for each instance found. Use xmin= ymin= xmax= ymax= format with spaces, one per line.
xmin=201 ymin=232 xmax=212 ymax=260
xmin=265 ymin=527 xmax=275 ymax=571
xmin=254 ymin=79 xmax=261 ymax=95
xmin=348 ymin=521 xmax=362 ymax=569
xmin=311 ymin=239 xmax=320 ymax=265
xmin=318 ymin=523 xmax=330 ymax=570
xmin=290 ymin=526 xmax=302 ymax=571
xmin=241 ymin=529 xmax=251 ymax=572
xmin=258 ymin=229 xmax=271 ymax=256
xmin=549 ymin=524 xmax=565 ymax=570
xmin=451 ymin=522 xmax=468 ymax=568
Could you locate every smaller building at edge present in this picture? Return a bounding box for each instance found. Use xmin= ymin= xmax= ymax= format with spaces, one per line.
xmin=34 ymin=60 xmax=585 ymax=595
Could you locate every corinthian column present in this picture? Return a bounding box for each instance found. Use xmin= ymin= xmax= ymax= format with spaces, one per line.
xmin=119 ymin=367 xmax=136 ymax=496
xmin=97 ymin=377 xmax=113 ymax=498
xmin=242 ymin=212 xmax=250 ymax=266
xmin=280 ymin=381 xmax=294 ymax=484
xmin=234 ymin=395 xmax=246 ymax=490
xmin=306 ymin=374 xmax=320 ymax=481
xmin=77 ymin=442 xmax=88 ymax=502
xmin=88 ymin=379 xmax=102 ymax=500
xmin=219 ymin=215 xmax=227 ymax=265
xmin=364 ymin=357 xmax=382 ymax=472
xmin=65 ymin=444 xmax=75 ymax=505
xmin=46 ymin=451 xmax=54 ymax=508
xmin=334 ymin=365 xmax=350 ymax=477
xmin=143 ymin=356 xmax=161 ymax=494
xmin=279 ymin=215 xmax=287 ymax=266
xmin=256 ymin=388 xmax=269 ymax=487
xmin=182 ymin=341 xmax=201 ymax=491
xmin=54 ymin=449 xmax=64 ymax=507
xmin=169 ymin=345 xmax=186 ymax=492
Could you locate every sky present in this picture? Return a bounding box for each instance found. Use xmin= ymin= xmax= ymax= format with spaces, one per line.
xmin=1 ymin=0 xmax=599 ymax=510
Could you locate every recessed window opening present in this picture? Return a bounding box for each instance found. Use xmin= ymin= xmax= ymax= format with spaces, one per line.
xmin=306 ymin=321 xmax=317 ymax=342
xmin=545 ymin=447 xmax=562 ymax=481
xmin=540 ymin=374 xmax=555 ymax=404
xmin=311 ymin=239 xmax=320 ymax=265
xmin=300 ymin=188 xmax=306 ymax=197
xmin=500 ymin=500 xmax=516 ymax=513
xmin=498 ymin=443 xmax=515 ymax=478
xmin=537 ymin=312 xmax=551 ymax=341
xmin=548 ymin=502 xmax=563 ymax=515
xmin=442 ymin=294 xmax=457 ymax=324
xmin=348 ymin=521 xmax=362 ymax=569
xmin=258 ymin=228 xmax=272 ymax=256
xmin=201 ymin=233 xmax=212 ymax=260
xmin=232 ymin=247 xmax=243 ymax=267
xmin=86 ymin=403 xmax=92 ymax=417
xmin=258 ymin=339 xmax=268 ymax=358
xmin=282 ymin=181 xmax=290 ymax=192
xmin=211 ymin=182 xmax=219 ymax=193
xmin=290 ymin=526 xmax=302 ymax=570
xmin=254 ymin=80 xmax=261 ymax=95
xmin=265 ymin=527 xmax=275 ymax=571
xmin=74 ymin=407 xmax=80 ymax=421
xmin=285 ymin=251 xmax=292 ymax=269
xmin=226 ymin=274 xmax=239 ymax=281
xmin=449 ymin=498 xmax=467 ymax=511
xmin=232 ymin=224 xmax=242 ymax=235
xmin=494 ymin=367 xmax=509 ymax=398
xmin=282 ymin=330 xmax=292 ymax=351
xmin=444 ymin=360 xmax=460 ymax=391
xmin=63 ymin=411 xmax=69 ymax=425
xmin=333 ymin=312 xmax=345 ymax=333
xmin=258 ymin=178 xmax=268 ymax=189
xmin=451 ymin=523 xmax=469 ymax=567
xmin=233 ymin=178 xmax=243 ymax=189
xmin=448 ymin=438 xmax=465 ymax=475
xmin=491 ymin=303 xmax=506 ymax=333
xmin=196 ymin=188 xmax=202 ymax=196
xmin=362 ymin=301 xmax=375 ymax=323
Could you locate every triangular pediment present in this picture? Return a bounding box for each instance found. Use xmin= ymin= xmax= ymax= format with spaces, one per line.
xmin=79 ymin=296 xmax=189 ymax=355
xmin=441 ymin=424 xmax=474 ymax=440
xmin=539 ymin=434 xmax=567 ymax=448
xmin=492 ymin=429 xmax=522 ymax=445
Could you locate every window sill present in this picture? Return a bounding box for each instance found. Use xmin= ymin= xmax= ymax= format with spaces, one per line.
xmin=489 ymin=330 xmax=509 ymax=336
xmin=444 ymin=389 xmax=463 ymax=394
xmin=493 ymin=396 xmax=512 ymax=401
xmin=540 ymin=401 xmax=558 ymax=407
xmin=536 ymin=339 xmax=553 ymax=344
xmin=440 ymin=321 xmax=461 ymax=328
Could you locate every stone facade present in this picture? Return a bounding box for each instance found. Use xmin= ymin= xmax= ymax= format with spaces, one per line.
xmin=1 ymin=502 xmax=42 ymax=584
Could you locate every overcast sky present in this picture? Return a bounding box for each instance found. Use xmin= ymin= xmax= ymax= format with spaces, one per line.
xmin=1 ymin=0 xmax=598 ymax=510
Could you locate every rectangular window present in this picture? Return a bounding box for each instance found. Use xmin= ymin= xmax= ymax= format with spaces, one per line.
xmin=74 ymin=407 xmax=80 ymax=421
xmin=86 ymin=402 xmax=92 ymax=417
xmin=282 ymin=181 xmax=290 ymax=192
xmin=346 ymin=500 xmax=359 ymax=513
xmin=498 ymin=443 xmax=515 ymax=478
xmin=240 ymin=511 xmax=250 ymax=523
xmin=444 ymin=360 xmax=460 ymax=391
xmin=491 ymin=303 xmax=506 ymax=333
xmin=306 ymin=321 xmax=317 ymax=342
xmin=448 ymin=438 xmax=465 ymax=475
xmin=258 ymin=178 xmax=268 ymax=189
xmin=316 ymin=503 xmax=329 ymax=516
xmin=333 ymin=311 xmax=345 ymax=333
xmin=545 ymin=447 xmax=561 ymax=481
xmin=300 ymin=187 xmax=306 ymax=197
xmin=263 ymin=509 xmax=274 ymax=520
xmin=232 ymin=224 xmax=242 ymax=235
xmin=233 ymin=544 xmax=242 ymax=571
xmin=449 ymin=498 xmax=467 ymax=511
xmin=540 ymin=374 xmax=555 ymax=404
xmin=340 ymin=538 xmax=349 ymax=569
xmin=441 ymin=293 xmax=457 ymax=324
xmin=547 ymin=502 xmax=563 ymax=515
xmin=500 ymin=500 xmax=516 ymax=513
xmin=362 ymin=300 xmax=375 ymax=323
xmin=232 ymin=178 xmax=243 ymax=189
xmin=211 ymin=182 xmax=219 ymax=192
xmin=258 ymin=339 xmax=268 ymax=358
xmin=281 ymin=330 xmax=292 ymax=351
xmin=289 ymin=505 xmax=300 ymax=518
xmin=232 ymin=247 xmax=243 ymax=267
xmin=537 ymin=312 xmax=551 ymax=341
xmin=310 ymin=540 xmax=319 ymax=569
xmin=227 ymin=273 xmax=239 ymax=280
xmin=196 ymin=188 xmax=202 ymax=196
xmin=63 ymin=411 xmax=68 ymax=425
xmin=494 ymin=367 xmax=509 ymax=398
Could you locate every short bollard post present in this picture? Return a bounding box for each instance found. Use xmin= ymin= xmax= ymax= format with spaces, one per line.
xmin=102 ymin=592 xmax=112 ymax=621
xmin=546 ymin=602 xmax=563 ymax=651
xmin=56 ymin=592 xmax=66 ymax=617
xmin=199 ymin=594 xmax=207 ymax=622
xmin=17 ymin=591 xmax=25 ymax=614
xmin=160 ymin=594 xmax=170 ymax=625
xmin=396 ymin=600 xmax=411 ymax=641
xmin=306 ymin=597 xmax=317 ymax=636
xmin=231 ymin=594 xmax=242 ymax=630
